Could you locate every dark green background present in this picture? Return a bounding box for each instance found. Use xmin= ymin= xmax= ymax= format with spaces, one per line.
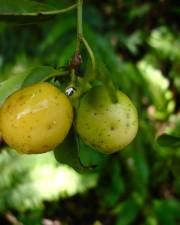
xmin=0 ymin=0 xmax=180 ymax=224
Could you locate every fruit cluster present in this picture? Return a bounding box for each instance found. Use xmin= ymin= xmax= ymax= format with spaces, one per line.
xmin=0 ymin=82 xmax=138 ymax=154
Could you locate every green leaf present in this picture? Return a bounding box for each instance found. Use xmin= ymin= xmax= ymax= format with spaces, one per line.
xmin=99 ymin=160 xmax=125 ymax=207
xmin=54 ymin=129 xmax=94 ymax=173
xmin=78 ymin=138 xmax=108 ymax=169
xmin=171 ymin=151 xmax=180 ymax=178
xmin=157 ymin=134 xmax=180 ymax=148
xmin=0 ymin=0 xmax=76 ymax=22
xmin=84 ymin=25 xmax=121 ymax=84
xmin=153 ymin=200 xmax=177 ymax=225
xmin=0 ymin=73 xmax=27 ymax=105
xmin=165 ymin=199 xmax=180 ymax=217
xmin=93 ymin=59 xmax=118 ymax=103
xmin=133 ymin=150 xmax=149 ymax=185
xmin=114 ymin=198 xmax=140 ymax=225
xmin=129 ymin=3 xmax=151 ymax=19
xmin=58 ymin=39 xmax=76 ymax=66
xmin=174 ymin=177 xmax=180 ymax=196
xmin=40 ymin=16 xmax=75 ymax=51
xmin=22 ymin=66 xmax=65 ymax=87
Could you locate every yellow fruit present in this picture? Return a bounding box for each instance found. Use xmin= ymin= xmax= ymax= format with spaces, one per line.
xmin=0 ymin=82 xmax=73 ymax=154
xmin=75 ymin=85 xmax=138 ymax=154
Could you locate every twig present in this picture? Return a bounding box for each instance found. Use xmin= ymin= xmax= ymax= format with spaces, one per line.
xmin=5 ymin=211 xmax=24 ymax=225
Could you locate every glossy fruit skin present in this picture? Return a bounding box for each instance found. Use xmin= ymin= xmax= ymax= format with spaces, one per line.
xmin=75 ymin=86 xmax=138 ymax=154
xmin=0 ymin=82 xmax=73 ymax=154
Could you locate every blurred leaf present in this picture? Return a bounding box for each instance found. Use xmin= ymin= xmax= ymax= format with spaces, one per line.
xmin=111 ymin=162 xmax=125 ymax=201
xmin=99 ymin=160 xmax=125 ymax=207
xmin=40 ymin=16 xmax=75 ymax=51
xmin=54 ymin=129 xmax=94 ymax=173
xmin=174 ymin=177 xmax=180 ymax=196
xmin=0 ymin=0 xmax=76 ymax=22
xmin=116 ymin=62 xmax=144 ymax=92
xmin=129 ymin=3 xmax=151 ymax=19
xmin=157 ymin=134 xmax=180 ymax=148
xmin=153 ymin=200 xmax=179 ymax=225
xmin=165 ymin=199 xmax=180 ymax=217
xmin=133 ymin=150 xmax=149 ymax=185
xmin=171 ymin=155 xmax=180 ymax=178
xmin=118 ymin=31 xmax=144 ymax=55
xmin=58 ymin=39 xmax=76 ymax=66
xmin=0 ymin=73 xmax=27 ymax=105
xmin=94 ymin=59 xmax=118 ymax=102
xmin=113 ymin=197 xmax=140 ymax=225
xmin=22 ymin=66 xmax=65 ymax=87
xmin=137 ymin=53 xmax=173 ymax=119
xmin=19 ymin=209 xmax=42 ymax=225
xmin=148 ymin=26 xmax=180 ymax=60
xmin=0 ymin=0 xmax=180 ymax=222
xmin=170 ymin=62 xmax=180 ymax=92
xmin=84 ymin=25 xmax=122 ymax=85
xmin=146 ymin=215 xmax=158 ymax=225
xmin=0 ymin=148 xmax=96 ymax=212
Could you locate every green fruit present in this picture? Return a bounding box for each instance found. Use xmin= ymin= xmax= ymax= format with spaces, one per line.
xmin=75 ymin=86 xmax=138 ymax=154
xmin=0 ymin=82 xmax=73 ymax=154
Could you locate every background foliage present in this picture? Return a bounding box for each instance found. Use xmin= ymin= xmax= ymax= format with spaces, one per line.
xmin=0 ymin=0 xmax=180 ymax=224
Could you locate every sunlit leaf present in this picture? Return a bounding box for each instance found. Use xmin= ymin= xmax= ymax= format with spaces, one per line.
xmin=0 ymin=73 xmax=27 ymax=105
xmin=149 ymin=26 xmax=180 ymax=60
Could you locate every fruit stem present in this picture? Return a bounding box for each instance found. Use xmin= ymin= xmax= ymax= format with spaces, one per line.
xmin=70 ymin=69 xmax=77 ymax=87
xmin=76 ymin=0 xmax=96 ymax=71
xmin=82 ymin=37 xmax=96 ymax=72
xmin=76 ymin=0 xmax=83 ymax=52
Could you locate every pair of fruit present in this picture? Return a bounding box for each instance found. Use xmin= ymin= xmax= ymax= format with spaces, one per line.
xmin=0 ymin=82 xmax=138 ymax=154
